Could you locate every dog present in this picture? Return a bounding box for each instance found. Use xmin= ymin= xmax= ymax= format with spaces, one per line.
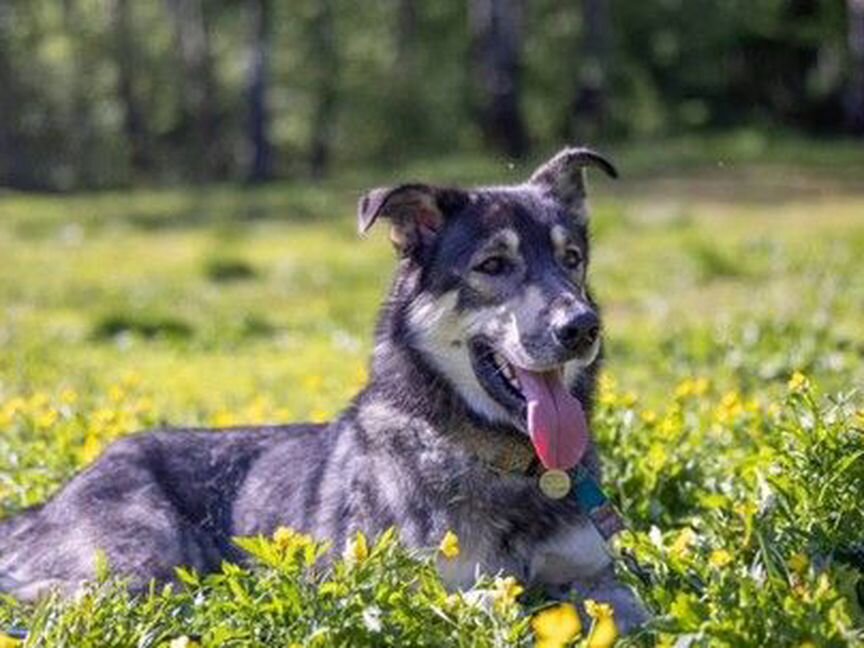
xmin=0 ymin=147 xmax=647 ymax=631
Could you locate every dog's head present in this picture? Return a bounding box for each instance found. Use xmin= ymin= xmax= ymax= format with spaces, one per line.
xmin=358 ymin=148 xmax=617 ymax=471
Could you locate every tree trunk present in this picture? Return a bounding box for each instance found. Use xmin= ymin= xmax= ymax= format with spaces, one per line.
xmin=396 ymin=0 xmax=418 ymax=72
xmin=110 ymin=0 xmax=152 ymax=177
xmin=0 ymin=5 xmax=24 ymax=187
xmin=62 ymin=0 xmax=91 ymax=187
xmin=308 ymin=0 xmax=337 ymax=180
xmin=847 ymin=0 xmax=864 ymax=133
xmin=166 ymin=0 xmax=220 ymax=180
xmin=569 ymin=0 xmax=611 ymax=141
xmin=469 ymin=0 xmax=528 ymax=158
xmin=247 ymin=0 xmax=272 ymax=183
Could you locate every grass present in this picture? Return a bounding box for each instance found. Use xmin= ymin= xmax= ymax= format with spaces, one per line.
xmin=0 ymin=136 xmax=863 ymax=646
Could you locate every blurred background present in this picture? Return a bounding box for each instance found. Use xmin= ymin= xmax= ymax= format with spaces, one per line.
xmin=1 ymin=0 xmax=863 ymax=190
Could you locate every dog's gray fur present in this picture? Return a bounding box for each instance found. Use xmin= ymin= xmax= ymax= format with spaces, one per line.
xmin=0 ymin=148 xmax=646 ymax=631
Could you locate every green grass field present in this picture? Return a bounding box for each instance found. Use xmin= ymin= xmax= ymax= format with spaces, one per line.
xmin=1 ymin=136 xmax=863 ymax=646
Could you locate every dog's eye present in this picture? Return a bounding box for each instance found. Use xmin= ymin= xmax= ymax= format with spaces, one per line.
xmin=474 ymin=256 xmax=511 ymax=276
xmin=561 ymin=248 xmax=583 ymax=270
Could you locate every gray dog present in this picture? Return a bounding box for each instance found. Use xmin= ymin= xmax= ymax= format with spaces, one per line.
xmin=0 ymin=148 xmax=647 ymax=631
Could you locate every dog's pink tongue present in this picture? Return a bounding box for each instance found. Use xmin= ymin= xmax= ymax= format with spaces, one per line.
xmin=514 ymin=367 xmax=588 ymax=470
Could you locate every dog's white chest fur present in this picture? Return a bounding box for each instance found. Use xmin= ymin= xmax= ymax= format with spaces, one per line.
xmin=528 ymin=520 xmax=612 ymax=585
xmin=437 ymin=519 xmax=612 ymax=590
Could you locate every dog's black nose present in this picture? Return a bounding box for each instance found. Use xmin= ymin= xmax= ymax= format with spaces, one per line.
xmin=553 ymin=310 xmax=600 ymax=353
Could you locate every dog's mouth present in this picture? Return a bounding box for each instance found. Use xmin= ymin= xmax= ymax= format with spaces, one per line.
xmin=469 ymin=338 xmax=588 ymax=471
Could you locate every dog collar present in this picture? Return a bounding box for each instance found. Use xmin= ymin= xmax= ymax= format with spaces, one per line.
xmin=466 ymin=432 xmax=539 ymax=476
xmin=466 ymin=433 xmax=624 ymax=537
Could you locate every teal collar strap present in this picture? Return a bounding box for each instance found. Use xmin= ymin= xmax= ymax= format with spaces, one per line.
xmin=570 ymin=466 xmax=626 ymax=541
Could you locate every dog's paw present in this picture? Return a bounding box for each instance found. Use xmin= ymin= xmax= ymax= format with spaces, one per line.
xmin=563 ymin=570 xmax=651 ymax=635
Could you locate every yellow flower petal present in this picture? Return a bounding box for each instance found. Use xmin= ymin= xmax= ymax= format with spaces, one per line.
xmin=273 ymin=525 xmax=298 ymax=551
xmin=669 ymin=528 xmax=696 ymax=559
xmin=787 ymin=371 xmax=809 ymax=393
xmin=788 ymin=552 xmax=809 ymax=575
xmin=640 ymin=409 xmax=658 ymax=424
xmin=709 ymin=548 xmax=733 ymax=568
xmin=585 ymin=599 xmax=619 ymax=648
xmin=79 ymin=433 xmax=103 ymax=465
xmin=345 ymin=530 xmax=369 ymax=563
xmin=439 ymin=530 xmax=461 ymax=559
xmin=587 ymin=616 xmax=619 ymax=648
xmin=491 ymin=575 xmax=524 ymax=611
xmin=0 ymin=633 xmax=22 ymax=648
xmin=169 ymin=637 xmax=201 ymax=648
xmin=532 ymin=602 xmax=582 ymax=646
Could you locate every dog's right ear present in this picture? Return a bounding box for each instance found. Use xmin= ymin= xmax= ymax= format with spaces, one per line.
xmin=357 ymin=184 xmax=465 ymax=256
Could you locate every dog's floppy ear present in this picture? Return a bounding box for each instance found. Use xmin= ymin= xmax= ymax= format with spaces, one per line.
xmin=358 ymin=183 xmax=465 ymax=256
xmin=529 ymin=147 xmax=618 ymax=220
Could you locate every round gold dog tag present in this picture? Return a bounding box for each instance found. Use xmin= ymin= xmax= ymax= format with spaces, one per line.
xmin=538 ymin=469 xmax=571 ymax=499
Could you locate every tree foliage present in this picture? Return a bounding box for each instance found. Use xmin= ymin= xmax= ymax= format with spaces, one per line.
xmin=0 ymin=0 xmax=859 ymax=190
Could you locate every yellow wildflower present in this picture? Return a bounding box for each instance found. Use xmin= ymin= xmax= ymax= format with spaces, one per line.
xmin=345 ymin=530 xmax=369 ymax=563
xmin=310 ymin=408 xmax=329 ymax=423
xmin=714 ymin=390 xmax=744 ymax=424
xmin=670 ymin=528 xmax=696 ymax=559
xmin=211 ymin=409 xmax=237 ymax=428
xmin=620 ymin=391 xmax=638 ymax=407
xmin=709 ymin=548 xmax=733 ymax=568
xmin=675 ymin=377 xmax=709 ymax=399
xmin=675 ymin=378 xmax=695 ymax=399
xmin=29 ymin=393 xmax=49 ymax=409
xmin=585 ymin=599 xmax=619 ymax=648
xmin=5 ymin=397 xmax=26 ymax=417
xmin=532 ymin=602 xmax=582 ymax=648
xmin=491 ymin=576 xmax=524 ymax=611
xmin=169 ymin=637 xmax=201 ymax=648
xmin=273 ymin=526 xmax=297 ymax=550
xmin=121 ymin=371 xmax=142 ymax=388
xmin=658 ymin=408 xmax=683 ymax=440
xmin=598 ymin=374 xmax=618 ymax=407
xmin=91 ymin=407 xmax=116 ymax=428
xmin=787 ymin=371 xmax=809 ymax=393
xmin=814 ymin=573 xmax=832 ymax=598
xmin=60 ymin=388 xmax=78 ymax=405
xmin=0 ymin=633 xmax=22 ymax=648
xmin=35 ymin=408 xmax=58 ymax=430
xmin=439 ymin=530 xmax=461 ymax=559
xmin=599 ymin=373 xmax=617 ymax=394
xmin=109 ymin=385 xmax=126 ymax=403
xmin=788 ymin=553 xmax=809 ymax=575
xmin=353 ymin=366 xmax=368 ymax=388
xmin=79 ymin=433 xmax=103 ymax=465
xmin=245 ymin=395 xmax=271 ymax=422
xmin=304 ymin=374 xmax=323 ymax=391
xmin=134 ymin=397 xmax=154 ymax=415
xmin=640 ymin=409 xmax=658 ymax=425
xmin=272 ymin=526 xmax=314 ymax=556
